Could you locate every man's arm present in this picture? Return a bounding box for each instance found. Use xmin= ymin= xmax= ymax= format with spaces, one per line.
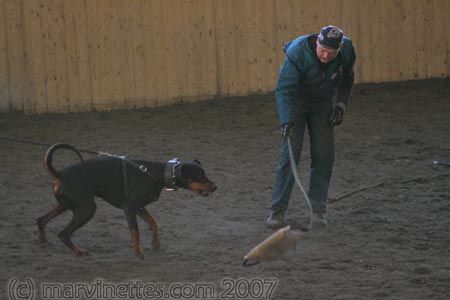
xmin=336 ymin=42 xmax=356 ymax=107
xmin=275 ymin=56 xmax=301 ymax=125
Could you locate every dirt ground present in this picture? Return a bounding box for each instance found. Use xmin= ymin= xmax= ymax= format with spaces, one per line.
xmin=1 ymin=79 xmax=449 ymax=300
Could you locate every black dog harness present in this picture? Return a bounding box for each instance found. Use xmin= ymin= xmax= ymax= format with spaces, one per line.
xmin=102 ymin=152 xmax=182 ymax=191
xmin=118 ymin=156 xmax=182 ymax=204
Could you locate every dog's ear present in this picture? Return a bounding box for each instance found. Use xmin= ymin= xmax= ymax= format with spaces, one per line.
xmin=193 ymin=159 xmax=202 ymax=166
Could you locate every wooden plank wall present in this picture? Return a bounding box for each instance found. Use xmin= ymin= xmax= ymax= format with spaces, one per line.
xmin=1 ymin=0 xmax=449 ymax=114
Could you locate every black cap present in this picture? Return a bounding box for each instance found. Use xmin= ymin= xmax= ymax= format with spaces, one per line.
xmin=318 ymin=25 xmax=344 ymax=50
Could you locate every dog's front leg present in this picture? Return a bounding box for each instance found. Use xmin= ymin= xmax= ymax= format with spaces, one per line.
xmin=137 ymin=207 xmax=160 ymax=249
xmin=124 ymin=206 xmax=144 ymax=259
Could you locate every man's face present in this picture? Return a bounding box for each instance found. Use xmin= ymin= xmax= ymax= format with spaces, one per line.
xmin=316 ymin=40 xmax=340 ymax=64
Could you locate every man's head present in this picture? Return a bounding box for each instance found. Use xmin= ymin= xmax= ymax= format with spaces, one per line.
xmin=316 ymin=25 xmax=344 ymax=64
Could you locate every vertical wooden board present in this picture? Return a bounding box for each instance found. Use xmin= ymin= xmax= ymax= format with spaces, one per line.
xmin=108 ymin=0 xmax=125 ymax=109
xmin=41 ymin=0 xmax=70 ymax=113
xmin=258 ymin=0 xmax=277 ymax=92
xmin=234 ymin=0 xmax=251 ymax=95
xmin=211 ymin=0 xmax=222 ymax=96
xmin=430 ymin=0 xmax=447 ymax=78
xmin=143 ymin=0 xmax=162 ymax=107
xmin=327 ymin=0 xmax=343 ymax=27
xmin=151 ymin=0 xmax=168 ymax=106
xmin=415 ymin=0 xmax=427 ymax=79
xmin=215 ymin=0 xmax=236 ymax=96
xmin=193 ymin=0 xmax=214 ymax=99
xmin=181 ymin=0 xmax=193 ymax=102
xmin=357 ymin=0 xmax=371 ymax=83
xmin=344 ymin=0 xmax=361 ymax=45
xmin=341 ymin=0 xmax=362 ymax=83
xmin=212 ymin=0 xmax=227 ymax=96
xmin=246 ymin=0 xmax=259 ymax=94
xmin=95 ymin=0 xmax=116 ymax=109
xmin=401 ymin=0 xmax=413 ymax=80
xmin=0 ymin=0 xmax=11 ymax=112
xmin=289 ymin=0 xmax=304 ymax=35
xmin=424 ymin=0 xmax=438 ymax=79
xmin=92 ymin=0 xmax=113 ymax=110
xmin=201 ymin=0 xmax=217 ymax=98
xmin=4 ymin=0 xmax=24 ymax=111
xmin=183 ymin=0 xmax=196 ymax=102
xmin=366 ymin=0 xmax=383 ymax=82
xmin=105 ymin=0 xmax=124 ymax=109
xmin=39 ymin=0 xmax=54 ymax=111
xmin=423 ymin=0 xmax=434 ymax=78
xmin=312 ymin=0 xmax=327 ymax=29
xmin=379 ymin=0 xmax=394 ymax=82
xmin=85 ymin=0 xmax=98 ymax=108
xmin=18 ymin=0 xmax=35 ymax=112
xmin=86 ymin=0 xmax=102 ymax=108
xmin=213 ymin=0 xmax=237 ymax=96
xmin=24 ymin=0 xmax=48 ymax=113
xmin=174 ymin=0 xmax=188 ymax=103
xmin=314 ymin=0 xmax=334 ymax=29
xmin=227 ymin=0 xmax=240 ymax=96
xmin=340 ymin=0 xmax=353 ymax=33
xmin=88 ymin=0 xmax=120 ymax=110
xmin=116 ymin=0 xmax=136 ymax=108
xmin=290 ymin=0 xmax=305 ymax=36
xmin=162 ymin=0 xmax=179 ymax=104
xmin=227 ymin=0 xmax=239 ymax=96
xmin=416 ymin=0 xmax=430 ymax=79
xmin=99 ymin=0 xmax=121 ymax=110
xmin=63 ymin=0 xmax=92 ymax=112
xmin=274 ymin=0 xmax=292 ymax=67
xmin=447 ymin=0 xmax=450 ymax=76
xmin=176 ymin=0 xmax=191 ymax=102
xmin=387 ymin=0 xmax=405 ymax=81
xmin=403 ymin=1 xmax=418 ymax=80
xmin=232 ymin=0 xmax=244 ymax=95
xmin=395 ymin=0 xmax=407 ymax=80
xmin=130 ymin=0 xmax=150 ymax=108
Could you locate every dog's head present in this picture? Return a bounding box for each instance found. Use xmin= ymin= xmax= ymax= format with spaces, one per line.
xmin=169 ymin=159 xmax=217 ymax=196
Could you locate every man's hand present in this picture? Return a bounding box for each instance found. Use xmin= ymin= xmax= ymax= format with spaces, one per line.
xmin=329 ymin=104 xmax=345 ymax=126
xmin=281 ymin=122 xmax=294 ymax=139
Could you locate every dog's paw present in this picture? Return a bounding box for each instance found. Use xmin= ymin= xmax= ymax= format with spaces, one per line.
xmin=75 ymin=250 xmax=90 ymax=257
xmin=152 ymin=240 xmax=161 ymax=250
xmin=134 ymin=247 xmax=145 ymax=259
xmin=135 ymin=252 xmax=145 ymax=260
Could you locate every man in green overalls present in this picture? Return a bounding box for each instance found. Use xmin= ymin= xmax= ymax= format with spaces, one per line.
xmin=267 ymin=25 xmax=356 ymax=228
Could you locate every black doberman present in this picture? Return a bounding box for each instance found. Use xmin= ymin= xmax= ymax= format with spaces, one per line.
xmin=37 ymin=143 xmax=217 ymax=258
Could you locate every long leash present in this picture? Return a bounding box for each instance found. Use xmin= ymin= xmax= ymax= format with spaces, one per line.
xmin=0 ymin=136 xmax=100 ymax=156
xmin=0 ymin=136 xmax=160 ymax=183
xmin=286 ymin=136 xmax=313 ymax=230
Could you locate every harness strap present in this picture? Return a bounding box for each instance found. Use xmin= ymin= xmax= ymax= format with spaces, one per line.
xmin=107 ymin=153 xmax=181 ymax=191
xmin=121 ymin=160 xmax=129 ymax=201
xmin=99 ymin=152 xmax=161 ymax=186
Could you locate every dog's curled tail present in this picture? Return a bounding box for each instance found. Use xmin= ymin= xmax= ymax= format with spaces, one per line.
xmin=44 ymin=143 xmax=84 ymax=178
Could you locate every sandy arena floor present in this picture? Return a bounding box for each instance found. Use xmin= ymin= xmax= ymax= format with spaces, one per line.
xmin=1 ymin=79 xmax=449 ymax=300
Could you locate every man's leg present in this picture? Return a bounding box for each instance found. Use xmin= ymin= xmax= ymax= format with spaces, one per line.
xmin=308 ymin=101 xmax=335 ymax=215
xmin=271 ymin=119 xmax=307 ymax=213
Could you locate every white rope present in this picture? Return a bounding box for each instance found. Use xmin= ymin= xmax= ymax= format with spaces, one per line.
xmin=286 ymin=137 xmax=313 ymax=230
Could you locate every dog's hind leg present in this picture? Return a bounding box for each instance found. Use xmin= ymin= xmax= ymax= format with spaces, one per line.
xmin=58 ymin=201 xmax=96 ymax=256
xmin=124 ymin=206 xmax=144 ymax=258
xmin=37 ymin=205 xmax=67 ymax=242
xmin=137 ymin=207 xmax=160 ymax=249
